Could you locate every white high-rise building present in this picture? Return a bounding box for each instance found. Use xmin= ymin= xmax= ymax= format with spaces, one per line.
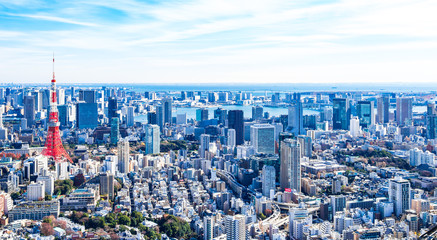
xmin=262 ymin=165 xmax=275 ymax=197
xmin=250 ymin=124 xmax=275 ymax=154
xmin=55 ymin=161 xmax=68 ymax=180
xmin=389 ymin=176 xmax=411 ymax=216
xmin=350 ymin=116 xmax=360 ymax=137
xmin=289 ymin=204 xmax=311 ymax=239
xmin=204 ymin=216 xmax=214 ymax=240
xmin=225 ymin=214 xmax=246 ymax=240
xmin=27 ymin=181 xmax=45 ymax=201
xmin=118 ymin=139 xmax=130 ymax=174
xmin=280 ymin=139 xmax=301 ymax=192
xmin=37 ymin=175 xmax=54 ymax=195
xmin=227 ymin=129 xmax=236 ymax=148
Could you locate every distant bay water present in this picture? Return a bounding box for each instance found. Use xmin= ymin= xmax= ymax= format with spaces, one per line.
xmin=135 ymin=105 xmax=428 ymax=123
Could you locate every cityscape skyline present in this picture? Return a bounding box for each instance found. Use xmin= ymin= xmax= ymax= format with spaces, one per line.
xmin=1 ymin=0 xmax=437 ymax=84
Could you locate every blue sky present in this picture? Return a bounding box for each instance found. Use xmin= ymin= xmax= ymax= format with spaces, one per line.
xmin=0 ymin=0 xmax=436 ymax=84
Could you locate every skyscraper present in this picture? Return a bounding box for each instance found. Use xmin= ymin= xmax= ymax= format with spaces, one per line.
xmin=110 ymin=117 xmax=120 ymax=145
xmin=76 ymin=102 xmax=98 ymax=129
xmin=250 ymin=124 xmax=275 ymax=154
xmin=227 ymin=129 xmax=236 ymax=148
xmin=389 ymin=177 xmax=411 ymax=216
xmin=99 ymin=172 xmax=114 ymax=199
xmin=377 ymin=95 xmax=390 ymax=124
xmin=196 ymin=108 xmax=209 ymax=122
xmin=157 ymin=98 xmax=172 ymax=131
xmin=396 ymin=97 xmax=412 ymax=125
xmin=333 ymin=98 xmax=350 ymax=130
xmin=356 ymin=100 xmax=374 ymax=128
xmin=100 ymin=172 xmax=114 ymax=200
xmin=288 ymin=100 xmax=305 ymax=136
xmin=228 ymin=110 xmax=244 ymax=145
xmin=144 ymin=124 xmax=160 ymax=155
xmin=126 ymin=106 xmax=135 ymax=127
xmin=108 ymin=97 xmax=118 ymax=120
xmin=214 ymin=108 xmax=227 ymax=125
xmin=252 ymin=106 xmax=263 ymax=121
xmin=200 ymin=134 xmax=211 ymax=158
xmin=280 ymin=138 xmax=301 ymax=192
xmin=262 ymin=165 xmax=275 ymax=197
xmin=79 ymin=89 xmax=96 ymax=103
xmin=204 ymin=216 xmax=214 ymax=240
xmin=23 ymin=95 xmax=35 ymax=128
xmin=57 ymin=105 xmax=69 ymax=128
xmin=297 ymin=135 xmax=312 ymax=157
xmin=118 ymin=139 xmax=130 ymax=174
xmin=163 ymin=98 xmax=172 ymax=125
xmin=350 ymin=116 xmax=360 ymax=137
xmin=225 ymin=214 xmax=246 ymax=240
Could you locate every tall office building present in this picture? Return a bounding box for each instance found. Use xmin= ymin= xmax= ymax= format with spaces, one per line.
xmin=427 ymin=106 xmax=437 ymax=139
xmin=126 ymin=106 xmax=135 ymax=127
xmin=27 ymin=182 xmax=45 ymax=201
xmin=147 ymin=112 xmax=157 ymax=125
xmin=396 ymin=97 xmax=412 ymax=125
xmin=157 ymin=98 xmax=172 ymax=131
xmin=262 ymin=165 xmax=275 ymax=197
xmin=100 ymin=172 xmax=115 ymax=200
xmin=377 ymin=95 xmax=390 ymax=124
xmin=204 ymin=216 xmax=214 ymax=240
xmin=356 ymin=100 xmax=374 ymax=128
xmin=76 ymin=102 xmax=98 ymax=129
xmin=31 ymin=90 xmax=42 ymax=111
xmin=252 ymin=106 xmax=263 ymax=121
xmin=110 ymin=117 xmax=120 ymax=145
xmin=350 ymin=116 xmax=360 ymax=137
xmin=389 ymin=177 xmax=411 ymax=216
xmin=200 ymin=134 xmax=211 ymax=158
xmin=196 ymin=108 xmax=209 ymax=122
xmin=0 ymin=105 xmax=7 ymax=140
xmin=24 ymin=95 xmax=35 ymax=128
xmin=163 ymin=98 xmax=172 ymax=125
xmin=37 ymin=175 xmax=54 ymax=196
xmin=331 ymin=195 xmax=346 ymax=215
xmin=297 ymin=135 xmax=312 ymax=157
xmin=57 ymin=105 xmax=69 ymax=128
xmin=108 ymin=97 xmax=118 ymax=120
xmin=227 ymin=129 xmax=236 ymax=148
xmin=288 ymin=100 xmax=305 ymax=136
xmin=250 ymin=124 xmax=275 ymax=154
xmin=228 ymin=110 xmax=244 ymax=145
xmin=225 ymin=214 xmax=246 ymax=240
xmin=280 ymin=139 xmax=301 ymax=192
xmin=144 ymin=124 xmax=160 ymax=155
xmin=333 ymin=98 xmax=350 ymax=130
xmin=118 ymin=139 xmax=130 ymax=174
xmin=214 ymin=108 xmax=227 ymax=125
xmin=79 ymin=90 xmax=96 ymax=103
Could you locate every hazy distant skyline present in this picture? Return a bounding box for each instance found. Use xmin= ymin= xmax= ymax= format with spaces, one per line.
xmin=1 ymin=0 xmax=436 ymax=84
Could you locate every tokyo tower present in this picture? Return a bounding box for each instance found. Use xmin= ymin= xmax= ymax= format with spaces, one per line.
xmin=41 ymin=56 xmax=72 ymax=163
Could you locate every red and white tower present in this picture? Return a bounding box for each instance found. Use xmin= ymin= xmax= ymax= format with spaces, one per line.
xmin=42 ymin=56 xmax=72 ymax=163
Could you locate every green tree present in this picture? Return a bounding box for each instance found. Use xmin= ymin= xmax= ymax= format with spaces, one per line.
xmin=118 ymin=214 xmax=131 ymax=226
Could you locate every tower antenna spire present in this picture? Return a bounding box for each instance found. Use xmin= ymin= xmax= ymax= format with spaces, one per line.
xmin=53 ymin=52 xmax=55 ymax=80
